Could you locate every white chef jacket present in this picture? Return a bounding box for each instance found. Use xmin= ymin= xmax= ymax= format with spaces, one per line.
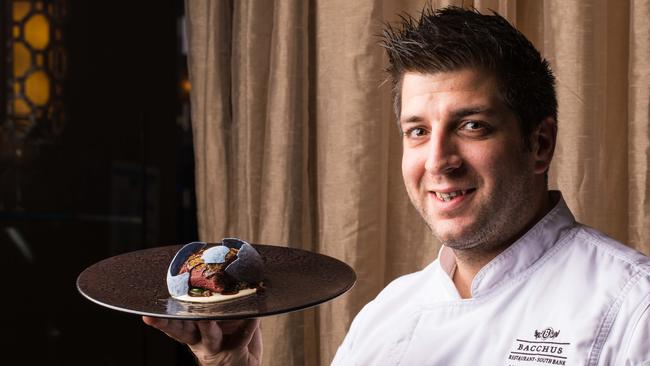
xmin=332 ymin=192 xmax=650 ymax=365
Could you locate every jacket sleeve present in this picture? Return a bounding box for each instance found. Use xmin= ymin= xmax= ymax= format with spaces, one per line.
xmin=330 ymin=307 xmax=365 ymax=366
xmin=622 ymin=298 xmax=650 ymax=366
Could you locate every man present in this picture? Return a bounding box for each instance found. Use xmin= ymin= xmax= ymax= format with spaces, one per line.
xmin=144 ymin=6 xmax=650 ymax=365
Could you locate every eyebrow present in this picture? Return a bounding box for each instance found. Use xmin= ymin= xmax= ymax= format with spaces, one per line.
xmin=450 ymin=106 xmax=495 ymax=119
xmin=400 ymin=105 xmax=496 ymax=125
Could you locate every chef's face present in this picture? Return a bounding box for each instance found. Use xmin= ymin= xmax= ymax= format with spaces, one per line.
xmin=400 ymin=69 xmax=552 ymax=250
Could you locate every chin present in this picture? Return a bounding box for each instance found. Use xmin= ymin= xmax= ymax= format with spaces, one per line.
xmin=432 ymin=223 xmax=485 ymax=250
xmin=440 ymin=238 xmax=485 ymax=251
xmin=431 ymin=218 xmax=469 ymax=236
xmin=433 ymin=229 xmax=471 ymax=247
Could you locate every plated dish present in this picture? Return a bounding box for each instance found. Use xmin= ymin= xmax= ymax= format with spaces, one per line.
xmin=167 ymin=238 xmax=265 ymax=303
xmin=77 ymin=242 xmax=356 ymax=320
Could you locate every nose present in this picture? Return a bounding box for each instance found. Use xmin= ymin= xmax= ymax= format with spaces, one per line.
xmin=424 ymin=132 xmax=462 ymax=175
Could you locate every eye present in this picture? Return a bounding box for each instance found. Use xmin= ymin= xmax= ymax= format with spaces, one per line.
xmin=403 ymin=127 xmax=428 ymax=139
xmin=459 ymin=120 xmax=491 ymax=136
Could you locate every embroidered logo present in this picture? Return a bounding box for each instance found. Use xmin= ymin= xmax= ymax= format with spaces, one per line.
xmin=507 ymin=327 xmax=571 ymax=365
xmin=534 ymin=327 xmax=560 ymax=340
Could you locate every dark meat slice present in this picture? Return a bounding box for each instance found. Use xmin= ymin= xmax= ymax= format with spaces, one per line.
xmin=188 ymin=263 xmax=226 ymax=293
xmin=178 ymin=248 xmax=243 ymax=295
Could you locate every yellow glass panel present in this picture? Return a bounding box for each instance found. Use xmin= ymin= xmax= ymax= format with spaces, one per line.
xmin=12 ymin=1 xmax=31 ymax=22
xmin=13 ymin=25 xmax=21 ymax=38
xmin=25 ymin=14 xmax=50 ymax=50
xmin=36 ymin=53 xmax=44 ymax=67
xmin=13 ymin=42 xmax=30 ymax=77
xmin=13 ymin=82 xmax=21 ymax=94
xmin=25 ymin=71 xmax=50 ymax=106
xmin=14 ymin=98 xmax=31 ymax=116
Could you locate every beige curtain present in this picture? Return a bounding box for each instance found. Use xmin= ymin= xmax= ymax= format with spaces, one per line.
xmin=185 ymin=0 xmax=650 ymax=365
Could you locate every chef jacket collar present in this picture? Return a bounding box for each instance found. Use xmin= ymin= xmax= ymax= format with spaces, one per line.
xmin=438 ymin=191 xmax=576 ymax=298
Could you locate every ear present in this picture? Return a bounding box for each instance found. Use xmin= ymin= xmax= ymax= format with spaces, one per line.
xmin=531 ymin=117 xmax=557 ymax=174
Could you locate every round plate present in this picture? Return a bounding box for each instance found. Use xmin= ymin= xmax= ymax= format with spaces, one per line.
xmin=77 ymin=244 xmax=356 ymax=320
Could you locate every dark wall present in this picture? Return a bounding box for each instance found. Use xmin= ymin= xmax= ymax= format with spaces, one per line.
xmin=0 ymin=1 xmax=197 ymax=364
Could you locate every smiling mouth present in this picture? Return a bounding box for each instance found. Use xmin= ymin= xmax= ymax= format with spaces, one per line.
xmin=434 ymin=189 xmax=476 ymax=202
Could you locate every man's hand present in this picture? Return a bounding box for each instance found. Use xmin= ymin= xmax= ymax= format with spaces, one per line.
xmin=142 ymin=316 xmax=262 ymax=366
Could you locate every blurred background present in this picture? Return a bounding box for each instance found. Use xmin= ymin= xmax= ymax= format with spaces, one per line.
xmin=0 ymin=0 xmax=198 ymax=364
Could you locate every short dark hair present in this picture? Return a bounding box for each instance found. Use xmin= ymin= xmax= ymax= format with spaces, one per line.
xmin=381 ymin=6 xmax=557 ymax=142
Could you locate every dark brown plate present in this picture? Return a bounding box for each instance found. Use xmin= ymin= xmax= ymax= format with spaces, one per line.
xmin=77 ymin=244 xmax=356 ymax=320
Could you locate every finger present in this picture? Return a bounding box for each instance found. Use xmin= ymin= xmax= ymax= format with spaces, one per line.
xmin=218 ymin=320 xmax=248 ymax=335
xmin=142 ymin=316 xmax=200 ymax=345
xmin=142 ymin=315 xmax=166 ymax=328
xmin=194 ymin=320 xmax=224 ymax=353
xmin=248 ymin=320 xmax=263 ymax=361
xmin=228 ymin=319 xmax=261 ymax=350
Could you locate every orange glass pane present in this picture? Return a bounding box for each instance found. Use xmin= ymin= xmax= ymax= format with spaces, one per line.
xmin=25 ymin=14 xmax=50 ymax=50
xmin=25 ymin=71 xmax=50 ymax=106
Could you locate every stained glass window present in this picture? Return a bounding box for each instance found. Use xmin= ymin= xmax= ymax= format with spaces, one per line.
xmin=1 ymin=0 xmax=66 ymax=162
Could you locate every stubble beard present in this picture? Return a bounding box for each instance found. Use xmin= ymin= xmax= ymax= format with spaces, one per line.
xmin=412 ymin=168 xmax=538 ymax=254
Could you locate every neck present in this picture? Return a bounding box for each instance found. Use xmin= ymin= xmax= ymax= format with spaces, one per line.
xmin=452 ymin=245 xmax=507 ymax=299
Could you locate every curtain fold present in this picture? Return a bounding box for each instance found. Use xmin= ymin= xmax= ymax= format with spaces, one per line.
xmin=545 ymin=0 xmax=631 ymax=244
xmin=186 ymin=0 xmax=231 ymax=241
xmin=185 ymin=1 xmax=650 ymax=364
xmin=628 ymin=0 xmax=650 ymax=253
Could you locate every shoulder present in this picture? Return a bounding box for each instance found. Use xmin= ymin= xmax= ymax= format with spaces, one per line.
xmin=570 ymin=224 xmax=650 ymax=274
xmin=566 ymin=224 xmax=650 ymax=362
xmin=542 ymin=222 xmax=650 ymax=318
xmin=562 ymin=224 xmax=650 ymax=301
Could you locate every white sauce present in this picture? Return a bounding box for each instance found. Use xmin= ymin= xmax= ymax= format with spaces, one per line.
xmin=172 ymin=288 xmax=257 ymax=303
